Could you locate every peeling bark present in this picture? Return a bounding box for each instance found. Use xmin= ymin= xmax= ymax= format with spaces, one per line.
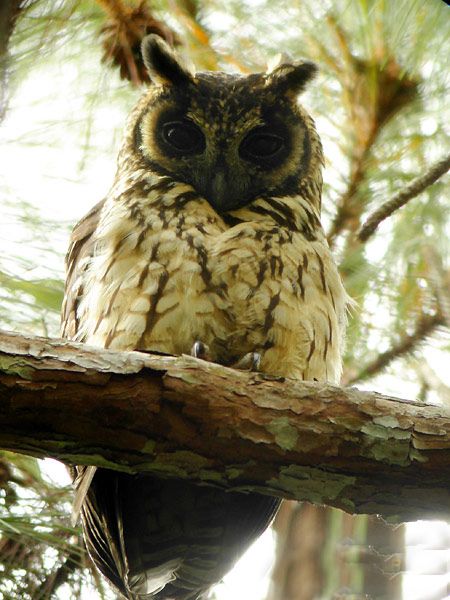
xmin=1 ymin=330 xmax=450 ymax=522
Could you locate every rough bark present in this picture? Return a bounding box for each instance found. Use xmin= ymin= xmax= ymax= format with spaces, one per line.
xmin=1 ymin=329 xmax=450 ymax=523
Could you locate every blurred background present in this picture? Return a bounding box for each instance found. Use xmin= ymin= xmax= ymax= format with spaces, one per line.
xmin=0 ymin=0 xmax=449 ymax=598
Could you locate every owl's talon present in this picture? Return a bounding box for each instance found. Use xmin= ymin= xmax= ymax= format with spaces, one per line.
xmin=250 ymin=352 xmax=261 ymax=371
xmin=191 ymin=340 xmax=211 ymax=360
xmin=233 ymin=351 xmax=261 ymax=372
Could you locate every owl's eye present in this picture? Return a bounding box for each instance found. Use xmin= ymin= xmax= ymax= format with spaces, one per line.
xmin=161 ymin=120 xmax=205 ymax=154
xmin=239 ymin=131 xmax=284 ymax=161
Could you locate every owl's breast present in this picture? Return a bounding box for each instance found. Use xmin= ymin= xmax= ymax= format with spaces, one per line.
xmin=76 ymin=187 xmax=229 ymax=355
xmin=208 ymin=223 xmax=347 ymax=382
xmin=76 ymin=183 xmax=346 ymax=384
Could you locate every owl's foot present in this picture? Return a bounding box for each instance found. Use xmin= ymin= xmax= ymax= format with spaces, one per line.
xmin=233 ymin=351 xmax=261 ymax=372
xmin=191 ymin=340 xmax=211 ymax=361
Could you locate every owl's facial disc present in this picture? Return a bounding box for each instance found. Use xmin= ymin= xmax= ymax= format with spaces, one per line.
xmin=139 ymin=34 xmax=318 ymax=214
xmin=141 ymin=102 xmax=302 ymax=214
xmin=201 ymin=126 xmax=291 ymax=212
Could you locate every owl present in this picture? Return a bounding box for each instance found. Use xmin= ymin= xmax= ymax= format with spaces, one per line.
xmin=61 ymin=35 xmax=347 ymax=600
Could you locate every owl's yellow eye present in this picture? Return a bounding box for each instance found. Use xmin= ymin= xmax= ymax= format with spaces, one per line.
xmin=240 ymin=131 xmax=284 ymax=161
xmin=161 ymin=120 xmax=205 ymax=154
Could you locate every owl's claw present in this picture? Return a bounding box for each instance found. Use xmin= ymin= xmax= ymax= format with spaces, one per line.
xmin=233 ymin=351 xmax=261 ymax=372
xmin=191 ymin=340 xmax=211 ymax=361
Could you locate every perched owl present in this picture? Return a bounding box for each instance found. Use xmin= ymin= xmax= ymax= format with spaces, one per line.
xmin=61 ymin=35 xmax=347 ymax=600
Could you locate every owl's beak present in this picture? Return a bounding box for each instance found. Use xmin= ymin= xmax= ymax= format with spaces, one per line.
xmin=205 ymin=169 xmax=241 ymax=213
xmin=207 ymin=170 xmax=227 ymax=211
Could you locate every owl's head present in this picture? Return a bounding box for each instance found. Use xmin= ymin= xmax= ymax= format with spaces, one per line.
xmin=126 ymin=35 xmax=322 ymax=214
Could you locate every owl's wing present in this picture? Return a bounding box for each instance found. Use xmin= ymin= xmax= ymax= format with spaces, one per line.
xmin=61 ymin=201 xmax=105 ymax=525
xmin=61 ymin=199 xmax=105 ymax=340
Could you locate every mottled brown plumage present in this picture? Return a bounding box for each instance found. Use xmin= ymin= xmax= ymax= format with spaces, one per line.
xmin=62 ymin=35 xmax=347 ymax=599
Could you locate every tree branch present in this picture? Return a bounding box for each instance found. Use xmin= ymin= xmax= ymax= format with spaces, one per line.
xmin=2 ymin=330 xmax=450 ymax=523
xmin=344 ymin=312 xmax=445 ymax=385
xmin=414 ymin=360 xmax=450 ymax=409
xmin=0 ymin=0 xmax=23 ymax=121
xmin=358 ymin=153 xmax=450 ymax=242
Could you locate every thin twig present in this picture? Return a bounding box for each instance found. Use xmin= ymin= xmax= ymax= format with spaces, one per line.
xmin=0 ymin=0 xmax=23 ymax=121
xmin=423 ymin=245 xmax=450 ymax=328
xmin=414 ymin=360 xmax=450 ymax=408
xmin=345 ymin=312 xmax=445 ymax=385
xmin=358 ymin=153 xmax=450 ymax=242
xmin=326 ymin=139 xmax=376 ymax=246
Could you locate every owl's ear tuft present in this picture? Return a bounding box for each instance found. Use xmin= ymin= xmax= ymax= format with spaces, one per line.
xmin=141 ymin=35 xmax=193 ymax=86
xmin=266 ymin=62 xmax=318 ymax=96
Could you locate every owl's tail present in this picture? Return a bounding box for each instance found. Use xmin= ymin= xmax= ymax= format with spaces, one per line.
xmin=77 ymin=468 xmax=280 ymax=599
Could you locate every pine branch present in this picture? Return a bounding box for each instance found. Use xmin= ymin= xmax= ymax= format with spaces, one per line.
xmin=414 ymin=360 xmax=450 ymax=408
xmin=2 ymin=330 xmax=450 ymax=523
xmin=326 ymin=141 xmax=375 ymax=246
xmin=0 ymin=0 xmax=24 ymax=121
xmin=423 ymin=245 xmax=450 ymax=328
xmin=358 ymin=153 xmax=450 ymax=242
xmin=326 ymin=48 xmax=420 ymax=248
xmin=0 ymin=0 xmax=22 ymax=57
xmin=96 ymin=0 xmax=180 ymax=86
xmin=345 ymin=312 xmax=445 ymax=385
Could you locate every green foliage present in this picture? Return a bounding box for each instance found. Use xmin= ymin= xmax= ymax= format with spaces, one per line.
xmin=0 ymin=452 xmax=87 ymax=600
